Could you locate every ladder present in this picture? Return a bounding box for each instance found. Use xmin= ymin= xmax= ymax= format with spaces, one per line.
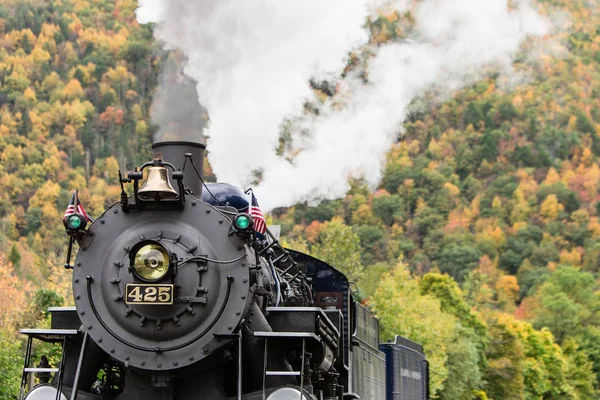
xmin=18 ymin=328 xmax=79 ymax=400
xmin=255 ymin=331 xmax=321 ymax=400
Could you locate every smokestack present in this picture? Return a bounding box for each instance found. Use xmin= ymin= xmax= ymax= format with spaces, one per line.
xmin=152 ymin=141 xmax=206 ymax=197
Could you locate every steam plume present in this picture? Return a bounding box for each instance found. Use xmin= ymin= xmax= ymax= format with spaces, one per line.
xmin=138 ymin=0 xmax=549 ymax=211
xmin=151 ymin=52 xmax=207 ymax=142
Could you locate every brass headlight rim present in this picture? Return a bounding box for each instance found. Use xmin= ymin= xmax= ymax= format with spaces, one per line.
xmin=130 ymin=240 xmax=172 ymax=283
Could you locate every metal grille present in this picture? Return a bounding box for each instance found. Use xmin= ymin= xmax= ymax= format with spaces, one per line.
xmin=352 ymin=348 xmax=364 ymax=396
xmin=394 ymin=346 xmax=424 ymax=399
xmin=354 ymin=302 xmax=379 ymax=348
xmin=352 ymin=345 xmax=387 ymax=400
xmin=381 ymin=336 xmax=428 ymax=400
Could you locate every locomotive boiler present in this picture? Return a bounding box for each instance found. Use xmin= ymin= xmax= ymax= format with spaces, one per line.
xmin=18 ymin=141 xmax=429 ymax=400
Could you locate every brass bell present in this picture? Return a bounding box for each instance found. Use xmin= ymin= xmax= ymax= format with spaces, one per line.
xmin=138 ymin=166 xmax=178 ymax=200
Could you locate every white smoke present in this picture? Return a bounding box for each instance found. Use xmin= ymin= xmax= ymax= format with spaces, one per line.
xmin=137 ymin=0 xmax=549 ymax=211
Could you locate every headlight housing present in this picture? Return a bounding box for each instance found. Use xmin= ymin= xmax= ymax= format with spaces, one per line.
xmin=231 ymin=213 xmax=254 ymax=236
xmin=24 ymin=384 xmax=67 ymax=400
xmin=267 ymin=388 xmax=308 ymax=400
xmin=234 ymin=214 xmax=253 ymax=230
xmin=64 ymin=213 xmax=87 ymax=231
xmin=130 ymin=241 xmax=171 ymax=282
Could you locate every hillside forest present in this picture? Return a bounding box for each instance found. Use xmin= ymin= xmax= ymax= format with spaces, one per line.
xmin=1 ymin=0 xmax=600 ymax=399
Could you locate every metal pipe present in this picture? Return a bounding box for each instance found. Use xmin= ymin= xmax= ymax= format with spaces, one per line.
xmin=69 ymin=331 xmax=89 ymax=400
xmin=237 ymin=330 xmax=243 ymax=400
xmin=299 ymin=339 xmax=305 ymax=400
xmin=64 ymin=236 xmax=74 ymax=269
xmin=424 ymin=359 xmax=430 ymax=400
xmin=56 ymin=336 xmax=69 ymax=400
xmin=19 ymin=336 xmax=33 ymax=400
xmin=262 ymin=337 xmax=268 ymax=400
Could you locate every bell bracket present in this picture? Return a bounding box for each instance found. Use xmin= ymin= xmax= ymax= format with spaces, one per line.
xmin=120 ymin=154 xmax=186 ymax=211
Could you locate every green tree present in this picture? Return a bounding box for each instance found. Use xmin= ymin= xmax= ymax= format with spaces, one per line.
xmin=312 ymin=217 xmax=363 ymax=279
xmin=371 ymin=261 xmax=456 ymax=397
xmin=464 ymin=102 xmax=484 ymax=128
xmin=480 ymin=130 xmax=501 ymax=162
xmin=576 ymin=111 xmax=595 ymax=134
xmin=518 ymin=324 xmax=572 ymax=400
xmin=353 ymin=224 xmax=385 ymax=265
xmin=533 ymin=267 xmax=600 ymax=344
xmin=440 ymin=326 xmax=485 ymax=400
xmin=372 ymin=194 xmax=404 ymax=225
xmin=420 ymin=273 xmax=488 ymax=398
xmin=8 ymin=244 xmax=21 ymax=273
xmin=437 ymin=243 xmax=482 ymax=282
xmin=562 ymin=339 xmax=596 ymax=398
xmin=484 ymin=314 xmax=526 ymax=400
xmin=0 ymin=332 xmax=22 ymax=399
xmin=420 ymin=273 xmax=488 ymax=343
xmin=357 ymin=261 xmax=390 ymax=298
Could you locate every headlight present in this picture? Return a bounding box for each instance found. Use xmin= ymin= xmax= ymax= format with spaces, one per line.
xmin=267 ymin=388 xmax=308 ymax=400
xmin=131 ymin=241 xmax=170 ymax=282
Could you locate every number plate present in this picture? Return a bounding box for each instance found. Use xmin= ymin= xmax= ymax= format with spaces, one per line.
xmin=125 ymin=284 xmax=174 ymax=305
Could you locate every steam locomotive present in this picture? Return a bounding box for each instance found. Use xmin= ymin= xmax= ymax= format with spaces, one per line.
xmin=18 ymin=141 xmax=429 ymax=400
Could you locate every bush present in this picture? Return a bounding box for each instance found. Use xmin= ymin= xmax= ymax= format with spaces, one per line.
xmin=0 ymin=332 xmax=23 ymax=399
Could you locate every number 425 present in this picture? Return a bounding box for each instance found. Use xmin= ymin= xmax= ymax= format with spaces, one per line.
xmin=128 ymin=286 xmax=171 ymax=303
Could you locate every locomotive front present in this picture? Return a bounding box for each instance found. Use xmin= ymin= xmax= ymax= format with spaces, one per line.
xmin=73 ymin=142 xmax=253 ymax=372
xmin=74 ymin=143 xmax=253 ymax=373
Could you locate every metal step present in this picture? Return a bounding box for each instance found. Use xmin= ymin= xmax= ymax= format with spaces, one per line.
xmin=23 ymin=368 xmax=59 ymax=373
xmin=253 ymin=331 xmax=320 ymax=341
xmin=265 ymin=371 xmax=301 ymax=376
xmin=20 ymin=329 xmax=79 ymax=343
xmin=47 ymin=307 xmax=76 ymax=312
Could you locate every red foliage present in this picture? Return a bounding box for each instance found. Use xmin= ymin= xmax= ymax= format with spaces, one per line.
xmin=99 ymin=106 xmax=125 ymax=128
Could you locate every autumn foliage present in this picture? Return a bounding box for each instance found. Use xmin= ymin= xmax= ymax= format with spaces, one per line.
xmin=275 ymin=0 xmax=600 ymax=397
xmin=1 ymin=0 xmax=600 ymax=398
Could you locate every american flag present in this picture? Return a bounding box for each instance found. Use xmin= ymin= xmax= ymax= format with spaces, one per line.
xmin=250 ymin=192 xmax=266 ymax=234
xmin=64 ymin=190 xmax=92 ymax=222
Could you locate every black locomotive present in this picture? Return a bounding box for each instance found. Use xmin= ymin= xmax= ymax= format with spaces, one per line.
xmin=18 ymin=141 xmax=429 ymax=400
